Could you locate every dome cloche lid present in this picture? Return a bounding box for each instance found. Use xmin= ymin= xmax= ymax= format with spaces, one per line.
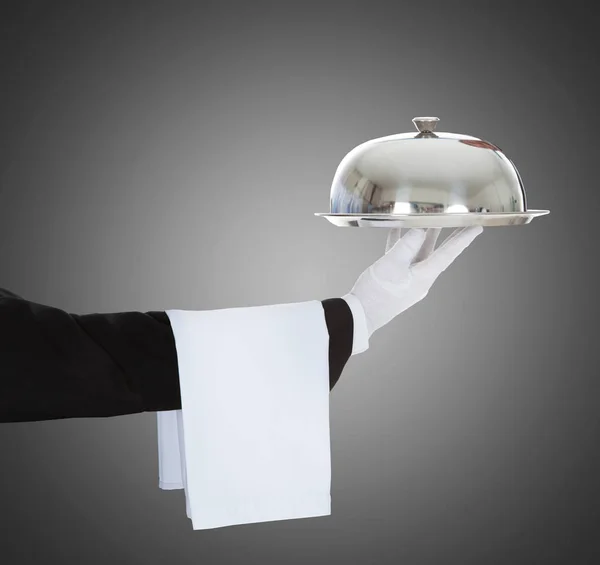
xmin=315 ymin=116 xmax=549 ymax=228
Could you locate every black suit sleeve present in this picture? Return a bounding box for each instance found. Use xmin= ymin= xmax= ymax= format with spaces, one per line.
xmin=0 ymin=289 xmax=354 ymax=423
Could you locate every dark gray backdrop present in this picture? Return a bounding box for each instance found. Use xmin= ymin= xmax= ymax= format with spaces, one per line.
xmin=1 ymin=1 xmax=598 ymax=564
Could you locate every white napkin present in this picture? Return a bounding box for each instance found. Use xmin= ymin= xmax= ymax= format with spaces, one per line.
xmin=156 ymin=300 xmax=332 ymax=530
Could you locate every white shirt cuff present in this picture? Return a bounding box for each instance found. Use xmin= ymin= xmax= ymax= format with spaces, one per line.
xmin=341 ymin=294 xmax=369 ymax=355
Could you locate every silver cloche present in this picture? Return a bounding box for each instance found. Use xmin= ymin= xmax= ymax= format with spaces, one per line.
xmin=315 ymin=116 xmax=549 ymax=227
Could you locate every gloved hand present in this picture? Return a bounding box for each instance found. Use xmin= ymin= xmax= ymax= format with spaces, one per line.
xmin=342 ymin=226 xmax=483 ymax=354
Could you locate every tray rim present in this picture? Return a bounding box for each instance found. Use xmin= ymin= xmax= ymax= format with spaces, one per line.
xmin=314 ymin=210 xmax=550 ymax=218
xmin=314 ymin=210 xmax=550 ymax=227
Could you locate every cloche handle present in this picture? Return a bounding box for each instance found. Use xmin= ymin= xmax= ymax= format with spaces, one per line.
xmin=412 ymin=117 xmax=440 ymax=133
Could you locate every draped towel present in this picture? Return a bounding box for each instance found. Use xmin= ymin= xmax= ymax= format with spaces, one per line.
xmin=156 ymin=300 xmax=332 ymax=530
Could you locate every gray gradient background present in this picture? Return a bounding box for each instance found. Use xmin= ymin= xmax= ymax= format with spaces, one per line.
xmin=1 ymin=1 xmax=598 ymax=563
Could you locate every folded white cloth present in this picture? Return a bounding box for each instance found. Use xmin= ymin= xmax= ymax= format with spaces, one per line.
xmin=156 ymin=300 xmax=332 ymax=530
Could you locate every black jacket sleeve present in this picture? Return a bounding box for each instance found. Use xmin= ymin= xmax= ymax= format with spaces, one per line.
xmin=0 ymin=288 xmax=354 ymax=423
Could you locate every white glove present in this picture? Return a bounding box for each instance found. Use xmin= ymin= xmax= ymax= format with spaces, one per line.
xmin=342 ymin=226 xmax=483 ymax=355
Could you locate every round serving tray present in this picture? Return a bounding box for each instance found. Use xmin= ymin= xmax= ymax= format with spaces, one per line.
xmin=315 ymin=210 xmax=549 ymax=228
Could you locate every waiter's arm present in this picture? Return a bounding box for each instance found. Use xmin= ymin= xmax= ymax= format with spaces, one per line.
xmin=0 ymin=289 xmax=354 ymax=424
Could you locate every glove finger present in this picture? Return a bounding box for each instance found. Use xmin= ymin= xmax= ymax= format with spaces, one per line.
xmin=412 ymin=228 xmax=442 ymax=263
xmin=385 ymin=228 xmax=403 ymax=253
xmin=436 ymin=227 xmax=464 ymax=251
xmin=374 ymin=228 xmax=426 ymax=282
xmin=387 ymin=228 xmax=426 ymax=265
xmin=414 ymin=225 xmax=483 ymax=277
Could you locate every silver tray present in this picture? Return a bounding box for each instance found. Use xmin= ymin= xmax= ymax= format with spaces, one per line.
xmin=315 ymin=210 xmax=550 ymax=228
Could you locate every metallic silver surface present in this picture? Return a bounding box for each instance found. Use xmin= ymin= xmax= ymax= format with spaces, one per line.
xmin=315 ymin=210 xmax=549 ymax=228
xmin=412 ymin=116 xmax=440 ymax=134
xmin=316 ymin=116 xmax=550 ymax=227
